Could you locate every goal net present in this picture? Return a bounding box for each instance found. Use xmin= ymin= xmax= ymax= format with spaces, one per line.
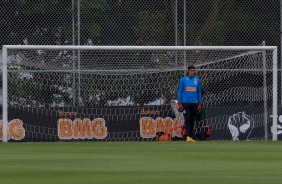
xmin=1 ymin=45 xmax=278 ymax=142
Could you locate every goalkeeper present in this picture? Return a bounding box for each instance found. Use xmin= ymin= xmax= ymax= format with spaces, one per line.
xmin=177 ymin=65 xmax=202 ymax=142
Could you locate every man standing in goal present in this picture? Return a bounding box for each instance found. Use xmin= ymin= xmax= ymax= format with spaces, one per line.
xmin=177 ymin=65 xmax=202 ymax=142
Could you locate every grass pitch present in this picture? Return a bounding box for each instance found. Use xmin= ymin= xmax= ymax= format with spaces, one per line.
xmin=0 ymin=141 xmax=282 ymax=184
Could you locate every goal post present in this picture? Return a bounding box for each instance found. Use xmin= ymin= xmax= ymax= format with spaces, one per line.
xmin=2 ymin=45 xmax=278 ymax=142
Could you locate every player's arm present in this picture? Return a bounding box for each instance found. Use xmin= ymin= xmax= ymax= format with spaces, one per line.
xmin=177 ymin=78 xmax=184 ymax=112
xmin=197 ymin=79 xmax=202 ymax=103
xmin=177 ymin=78 xmax=184 ymax=103
xmin=197 ymin=79 xmax=202 ymax=112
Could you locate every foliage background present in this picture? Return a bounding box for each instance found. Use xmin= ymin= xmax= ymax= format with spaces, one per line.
xmin=0 ymin=0 xmax=279 ymax=107
xmin=0 ymin=0 xmax=279 ymax=47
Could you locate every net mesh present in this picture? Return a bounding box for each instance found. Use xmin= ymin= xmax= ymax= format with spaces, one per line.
xmin=2 ymin=47 xmax=274 ymax=141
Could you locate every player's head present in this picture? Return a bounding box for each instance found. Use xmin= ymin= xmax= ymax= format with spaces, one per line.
xmin=187 ymin=65 xmax=196 ymax=76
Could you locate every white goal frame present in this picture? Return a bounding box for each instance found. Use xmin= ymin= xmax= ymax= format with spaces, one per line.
xmin=2 ymin=45 xmax=278 ymax=142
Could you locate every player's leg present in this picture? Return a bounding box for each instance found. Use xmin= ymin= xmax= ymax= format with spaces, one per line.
xmin=185 ymin=104 xmax=197 ymax=142
xmin=182 ymin=103 xmax=190 ymax=140
xmin=189 ymin=104 xmax=198 ymax=139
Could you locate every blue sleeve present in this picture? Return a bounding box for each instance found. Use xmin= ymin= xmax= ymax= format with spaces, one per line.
xmin=197 ymin=79 xmax=202 ymax=103
xmin=177 ymin=78 xmax=183 ymax=102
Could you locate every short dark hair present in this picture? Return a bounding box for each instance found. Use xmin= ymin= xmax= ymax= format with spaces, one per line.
xmin=188 ymin=65 xmax=195 ymax=70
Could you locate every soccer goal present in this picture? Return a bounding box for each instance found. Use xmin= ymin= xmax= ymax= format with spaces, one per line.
xmin=1 ymin=45 xmax=278 ymax=142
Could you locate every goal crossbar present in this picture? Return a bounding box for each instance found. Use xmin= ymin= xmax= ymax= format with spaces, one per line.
xmin=2 ymin=45 xmax=278 ymax=51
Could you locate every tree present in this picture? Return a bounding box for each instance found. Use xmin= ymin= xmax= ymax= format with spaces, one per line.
xmin=0 ymin=0 xmax=73 ymax=46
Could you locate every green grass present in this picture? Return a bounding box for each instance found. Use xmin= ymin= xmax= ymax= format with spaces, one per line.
xmin=0 ymin=141 xmax=282 ymax=184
